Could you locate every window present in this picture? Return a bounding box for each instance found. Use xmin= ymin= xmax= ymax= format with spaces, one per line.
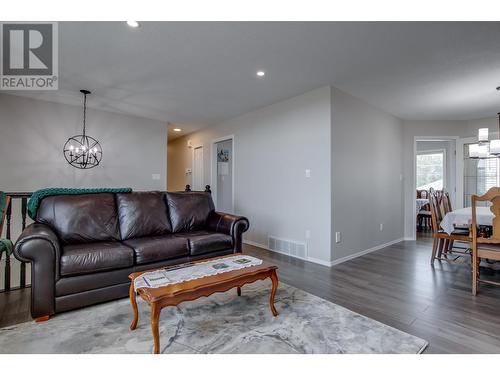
xmin=416 ymin=150 xmax=445 ymax=190
xmin=463 ymin=143 xmax=500 ymax=206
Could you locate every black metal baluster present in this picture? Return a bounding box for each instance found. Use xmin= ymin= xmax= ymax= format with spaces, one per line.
xmin=5 ymin=200 xmax=11 ymax=291
xmin=20 ymin=197 xmax=27 ymax=288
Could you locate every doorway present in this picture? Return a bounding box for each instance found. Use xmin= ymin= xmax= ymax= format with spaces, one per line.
xmin=192 ymin=146 xmax=204 ymax=191
xmin=413 ymin=138 xmax=456 ymax=237
xmin=212 ymin=136 xmax=234 ymax=213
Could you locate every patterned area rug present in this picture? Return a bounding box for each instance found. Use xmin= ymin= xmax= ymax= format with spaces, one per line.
xmin=0 ymin=281 xmax=427 ymax=354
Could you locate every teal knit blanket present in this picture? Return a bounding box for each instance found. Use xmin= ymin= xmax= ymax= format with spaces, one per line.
xmin=0 ymin=238 xmax=12 ymax=256
xmin=0 ymin=192 xmax=6 ymax=221
xmin=27 ymin=187 xmax=132 ymax=219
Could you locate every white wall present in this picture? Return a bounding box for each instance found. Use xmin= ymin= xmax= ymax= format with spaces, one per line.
xmin=330 ymin=88 xmax=404 ymax=262
xmin=0 ymin=94 xmax=167 ymax=192
xmin=168 ymin=87 xmax=332 ymax=264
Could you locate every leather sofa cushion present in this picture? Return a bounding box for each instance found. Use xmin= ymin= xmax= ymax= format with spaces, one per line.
xmin=116 ymin=192 xmax=172 ymax=240
xmin=61 ymin=241 xmax=134 ymax=276
xmin=166 ymin=192 xmax=215 ymax=232
xmin=37 ymin=193 xmax=120 ymax=244
xmin=175 ymin=230 xmax=233 ymax=256
xmin=124 ymin=235 xmax=189 ymax=264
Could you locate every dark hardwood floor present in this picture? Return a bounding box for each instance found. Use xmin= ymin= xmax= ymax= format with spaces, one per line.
xmin=2 ymin=232 xmax=500 ymax=353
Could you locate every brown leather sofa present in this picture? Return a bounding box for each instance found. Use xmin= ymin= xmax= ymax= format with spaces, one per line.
xmin=13 ymin=191 xmax=249 ymax=320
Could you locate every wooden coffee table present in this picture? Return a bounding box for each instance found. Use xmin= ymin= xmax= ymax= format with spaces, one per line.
xmin=128 ymin=255 xmax=279 ymax=354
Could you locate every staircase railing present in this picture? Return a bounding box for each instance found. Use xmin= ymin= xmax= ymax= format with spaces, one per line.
xmin=2 ymin=192 xmax=32 ymax=291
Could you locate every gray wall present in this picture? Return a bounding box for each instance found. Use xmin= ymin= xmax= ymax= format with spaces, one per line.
xmin=331 ymin=88 xmax=404 ymax=262
xmin=168 ymin=87 xmax=332 ymax=264
xmin=0 ymin=94 xmax=167 ymax=192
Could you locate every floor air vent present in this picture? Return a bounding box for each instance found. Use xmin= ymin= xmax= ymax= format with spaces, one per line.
xmin=268 ymin=236 xmax=307 ymax=260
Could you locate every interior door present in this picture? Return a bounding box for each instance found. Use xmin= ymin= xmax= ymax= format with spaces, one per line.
xmin=216 ymin=139 xmax=233 ymax=213
xmin=193 ymin=146 xmax=204 ymax=191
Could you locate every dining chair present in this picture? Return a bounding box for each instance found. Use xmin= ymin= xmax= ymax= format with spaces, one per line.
xmin=417 ymin=189 xmax=431 ymax=229
xmin=429 ymin=189 xmax=470 ymax=264
xmin=471 ymin=187 xmax=500 ymax=295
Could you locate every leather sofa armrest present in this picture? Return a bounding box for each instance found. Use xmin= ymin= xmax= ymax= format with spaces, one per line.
xmin=207 ymin=211 xmax=249 ymax=253
xmin=14 ymin=223 xmax=61 ymax=318
xmin=207 ymin=211 xmax=249 ymax=236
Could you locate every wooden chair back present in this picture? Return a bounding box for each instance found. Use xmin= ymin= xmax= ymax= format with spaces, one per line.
xmin=443 ymin=190 xmax=453 ymax=215
xmin=471 ymin=187 xmax=500 ymax=243
xmin=429 ymin=189 xmax=444 ymax=234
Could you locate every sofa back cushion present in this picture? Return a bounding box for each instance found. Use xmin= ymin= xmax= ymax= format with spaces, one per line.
xmin=36 ymin=193 xmax=120 ymax=244
xmin=116 ymin=191 xmax=172 ymax=240
xmin=166 ymin=192 xmax=215 ymax=232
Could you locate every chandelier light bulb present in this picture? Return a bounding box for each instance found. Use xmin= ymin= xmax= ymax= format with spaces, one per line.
xmin=478 ymin=128 xmax=489 ymax=143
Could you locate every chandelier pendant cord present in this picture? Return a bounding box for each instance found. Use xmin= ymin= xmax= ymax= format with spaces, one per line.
xmin=82 ymin=92 xmax=87 ymax=138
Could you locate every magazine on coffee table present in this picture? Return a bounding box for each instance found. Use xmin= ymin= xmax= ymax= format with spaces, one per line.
xmin=133 ymin=255 xmax=263 ymax=291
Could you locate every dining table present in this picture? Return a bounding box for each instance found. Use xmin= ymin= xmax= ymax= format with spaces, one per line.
xmin=440 ymin=206 xmax=494 ymax=235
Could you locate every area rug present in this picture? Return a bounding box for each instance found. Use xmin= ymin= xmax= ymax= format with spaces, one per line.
xmin=0 ymin=281 xmax=427 ymax=354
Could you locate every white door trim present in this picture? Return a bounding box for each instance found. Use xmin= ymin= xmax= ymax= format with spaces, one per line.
xmin=211 ymin=135 xmax=235 ymax=212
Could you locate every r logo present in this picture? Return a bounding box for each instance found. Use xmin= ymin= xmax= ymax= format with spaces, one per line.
xmin=2 ymin=23 xmax=53 ymax=75
xmin=0 ymin=22 xmax=58 ymax=90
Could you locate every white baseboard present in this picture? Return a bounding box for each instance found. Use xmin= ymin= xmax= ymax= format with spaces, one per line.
xmin=244 ymin=237 xmax=405 ymax=267
xmin=403 ymin=236 xmax=416 ymax=241
xmin=330 ymin=237 xmax=405 ymax=266
xmin=243 ymin=239 xmax=332 ymax=267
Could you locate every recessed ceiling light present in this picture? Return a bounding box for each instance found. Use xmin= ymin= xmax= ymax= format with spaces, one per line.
xmin=173 ymin=128 xmax=182 ymax=132
xmin=126 ymin=21 xmax=140 ymax=28
xmin=256 ymin=71 xmax=265 ymax=77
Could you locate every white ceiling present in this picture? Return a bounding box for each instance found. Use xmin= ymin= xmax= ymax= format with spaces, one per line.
xmin=7 ymin=22 xmax=500 ymax=135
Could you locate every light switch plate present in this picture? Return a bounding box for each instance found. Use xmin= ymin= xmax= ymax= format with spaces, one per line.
xmin=305 ymin=169 xmax=311 ymax=178
xmin=152 ymin=174 xmax=160 ymax=180
xmin=335 ymin=232 xmax=341 ymax=243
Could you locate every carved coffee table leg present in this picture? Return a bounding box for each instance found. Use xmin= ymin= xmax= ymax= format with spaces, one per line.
xmin=237 ymin=286 xmax=241 ymax=296
xmin=129 ymin=282 xmax=138 ymax=330
xmin=269 ymin=269 xmax=279 ymax=317
xmin=150 ymin=302 xmax=161 ymax=354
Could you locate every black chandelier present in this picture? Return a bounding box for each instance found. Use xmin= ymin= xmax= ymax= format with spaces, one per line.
xmin=63 ymin=90 xmax=103 ymax=169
